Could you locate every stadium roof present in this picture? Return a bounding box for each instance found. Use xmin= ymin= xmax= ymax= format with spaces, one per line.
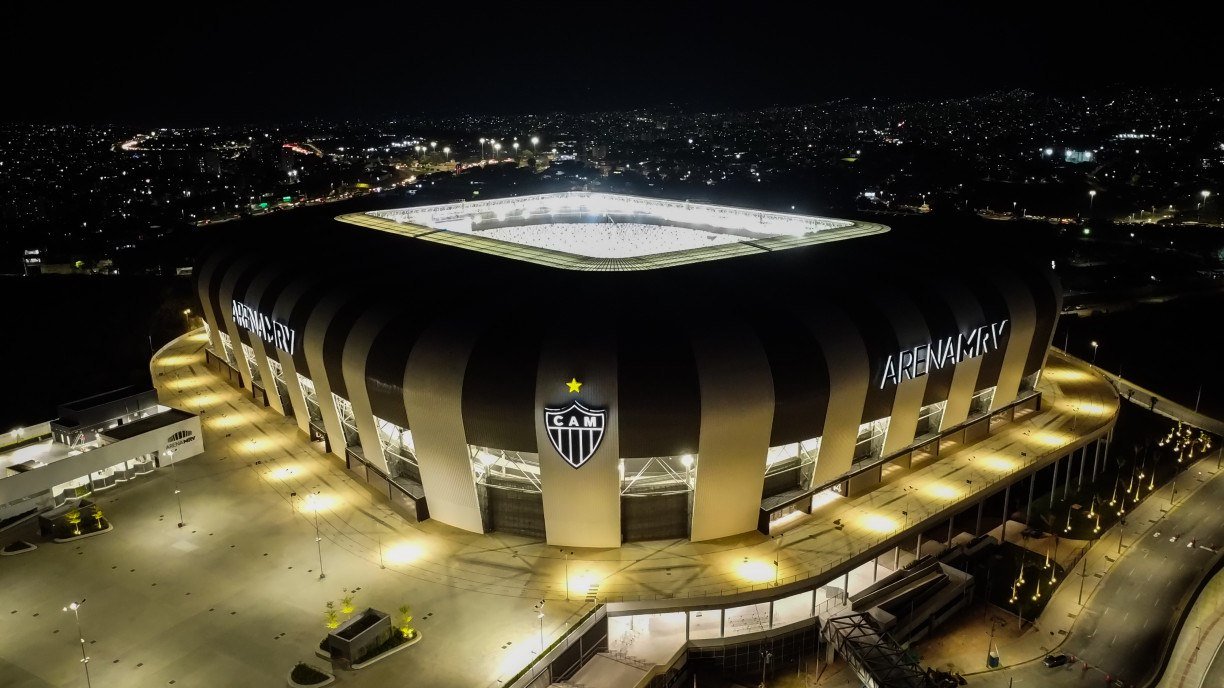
xmin=337 ymin=192 xmax=888 ymax=271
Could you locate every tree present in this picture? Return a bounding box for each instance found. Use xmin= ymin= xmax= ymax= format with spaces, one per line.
xmin=397 ymin=604 xmax=415 ymax=639
xmin=66 ymin=508 xmax=82 ymax=536
xmin=324 ymin=601 xmax=340 ymax=630
xmin=340 ymin=591 xmax=355 ymax=617
xmin=93 ymin=507 xmax=105 ymax=530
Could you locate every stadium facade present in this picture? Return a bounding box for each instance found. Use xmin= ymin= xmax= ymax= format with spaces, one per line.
xmin=196 ymin=192 xmax=1059 ymax=548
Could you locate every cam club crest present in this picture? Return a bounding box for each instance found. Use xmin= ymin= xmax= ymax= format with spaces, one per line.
xmin=544 ymin=399 xmax=607 ymax=469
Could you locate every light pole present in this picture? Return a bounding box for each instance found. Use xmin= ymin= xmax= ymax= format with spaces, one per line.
xmin=443 ymin=146 xmax=450 ymax=161
xmin=1201 ymin=190 xmax=1211 ymax=222
xmin=308 ymin=492 xmax=325 ymax=580
xmin=182 ymin=308 xmax=192 ymax=331
xmin=760 ymin=649 xmax=772 ymax=688
xmin=531 ymin=135 xmax=539 ymax=153
xmin=1090 ymin=341 xmax=1099 ymax=367
xmin=494 ymin=142 xmax=502 ymax=158
xmin=168 ymin=448 xmax=184 ymax=527
xmin=534 ymin=600 xmax=546 ymax=653
xmin=63 ymin=599 xmax=92 ymax=688
xmin=479 ymin=137 xmax=486 ymax=159
xmin=774 ymin=532 xmax=784 ymax=587
xmin=563 ymin=550 xmax=571 ymax=602
xmin=1089 ymin=189 xmax=1097 ymax=213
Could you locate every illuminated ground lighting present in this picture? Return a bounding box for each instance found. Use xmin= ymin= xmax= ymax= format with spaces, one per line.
xmin=1032 ymin=430 xmax=1070 ymax=448
xmin=737 ymin=559 xmax=776 ymax=584
xmin=982 ymin=455 xmax=1018 ymax=472
xmin=810 ymin=488 xmax=843 ymax=511
xmin=382 ymin=542 xmax=424 ymax=565
xmin=188 ymin=393 xmax=222 ymax=407
xmin=1076 ymin=401 xmax=1112 ymax=416
xmin=861 ymin=513 xmax=898 ymax=533
xmin=209 ymin=414 xmax=245 ymax=430
xmin=159 ymin=354 xmax=198 ymax=367
xmin=925 ymin=483 xmax=961 ymax=500
xmin=301 ymin=493 xmax=339 ymax=513
xmin=268 ymin=465 xmax=302 ymax=480
xmin=567 ymin=570 xmax=600 ymax=597
xmin=165 ymin=376 xmax=209 ymax=391
xmin=1042 ymin=367 xmax=1091 ymax=383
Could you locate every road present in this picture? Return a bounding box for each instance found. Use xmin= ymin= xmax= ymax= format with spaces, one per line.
xmin=991 ymin=463 xmax=1224 ymax=687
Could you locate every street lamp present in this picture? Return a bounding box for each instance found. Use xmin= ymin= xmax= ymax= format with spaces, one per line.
xmin=1201 ymin=190 xmax=1211 ymax=221
xmin=534 ymin=600 xmax=546 ymax=654
xmin=513 ymin=141 xmax=520 ymax=155
xmin=1088 ymin=189 xmax=1097 ymax=212
xmin=63 ymin=599 xmax=92 ymax=688
xmin=531 ymin=135 xmax=539 ymax=152
xmin=494 ymin=142 xmax=502 ymax=157
xmin=479 ymin=137 xmax=486 ymax=159
xmin=443 ymin=146 xmax=450 ymax=160
xmin=168 ymin=448 xmax=185 ymax=528
xmin=430 ymin=141 xmax=436 ymax=152
xmin=680 ymin=453 xmax=694 ymax=487
xmin=1090 ymin=341 xmax=1099 ymax=366
xmin=307 ymin=492 xmax=326 ymax=580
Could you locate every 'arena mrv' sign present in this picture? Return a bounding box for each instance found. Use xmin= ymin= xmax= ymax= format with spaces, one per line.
xmin=880 ymin=320 xmax=1008 ymax=389
xmin=231 ymin=300 xmax=297 ymax=355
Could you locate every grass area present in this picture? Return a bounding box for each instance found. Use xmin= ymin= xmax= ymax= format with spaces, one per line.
xmin=984 ymin=540 xmax=1069 ymax=621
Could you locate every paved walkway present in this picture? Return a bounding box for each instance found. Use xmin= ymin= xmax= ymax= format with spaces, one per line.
xmin=0 ymin=331 xmax=1122 ymax=688
xmin=157 ymin=332 xmax=1118 ymax=607
xmin=1068 ymin=349 xmax=1224 ymax=437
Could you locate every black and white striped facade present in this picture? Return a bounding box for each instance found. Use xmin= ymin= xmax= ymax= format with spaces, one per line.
xmin=196 ymin=198 xmax=1060 ymax=548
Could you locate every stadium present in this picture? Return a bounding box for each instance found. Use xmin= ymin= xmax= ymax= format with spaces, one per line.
xmin=196 ymin=192 xmax=1060 ymax=548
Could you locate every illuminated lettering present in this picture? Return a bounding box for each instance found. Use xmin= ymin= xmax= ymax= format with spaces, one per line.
xmin=231 ymin=300 xmax=296 ymax=355
xmin=879 ymin=320 xmax=1008 ymax=389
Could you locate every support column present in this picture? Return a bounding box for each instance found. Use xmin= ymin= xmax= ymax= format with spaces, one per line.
xmin=915 ymin=533 xmax=923 ymax=559
xmin=1078 ymin=445 xmax=1087 ymax=486
xmin=975 ymin=500 xmax=984 ymax=536
xmin=893 ymin=545 xmax=900 ymax=571
xmin=843 ymin=572 xmax=850 ymax=601
xmin=1092 ymin=439 xmax=1101 ymax=481
xmin=1026 ymin=473 xmax=1036 ymax=522
xmin=946 ymin=518 xmax=954 ymax=547
xmin=873 ymin=558 xmax=879 ymax=582
xmin=1050 ymin=457 xmax=1059 ymax=507
xmin=1064 ymin=453 xmax=1072 ymax=499
xmin=1001 ymin=483 xmax=1011 ymax=543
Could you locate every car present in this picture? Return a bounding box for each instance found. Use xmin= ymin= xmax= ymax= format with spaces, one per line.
xmin=1044 ymin=654 xmax=1069 ymax=668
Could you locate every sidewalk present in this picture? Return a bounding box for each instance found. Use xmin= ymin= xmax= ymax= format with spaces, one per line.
xmin=924 ymin=453 xmax=1222 ymax=677
xmin=1156 ymin=557 xmax=1224 ymax=688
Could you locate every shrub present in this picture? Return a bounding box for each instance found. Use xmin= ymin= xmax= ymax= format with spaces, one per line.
xmin=290 ymin=662 xmax=330 ymax=685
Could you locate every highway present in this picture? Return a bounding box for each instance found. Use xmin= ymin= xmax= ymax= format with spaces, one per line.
xmin=987 ymin=462 xmax=1224 ymax=687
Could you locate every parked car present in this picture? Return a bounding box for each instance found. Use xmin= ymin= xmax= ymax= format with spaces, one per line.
xmin=1044 ymin=654 xmax=1069 ymax=668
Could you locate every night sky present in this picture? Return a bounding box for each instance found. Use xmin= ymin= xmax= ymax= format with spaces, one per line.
xmin=4 ymin=3 xmax=1220 ymax=125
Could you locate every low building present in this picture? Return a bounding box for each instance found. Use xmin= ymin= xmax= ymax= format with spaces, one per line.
xmin=0 ymin=387 xmax=202 ymax=522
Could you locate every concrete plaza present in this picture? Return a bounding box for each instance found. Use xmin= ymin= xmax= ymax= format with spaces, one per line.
xmin=0 ymin=331 xmax=1117 ymax=687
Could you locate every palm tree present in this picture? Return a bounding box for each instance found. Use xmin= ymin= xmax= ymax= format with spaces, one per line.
xmin=340 ymin=591 xmax=355 ymax=617
xmin=397 ymin=604 xmax=415 ymax=639
xmin=92 ymin=507 xmax=105 ymax=530
xmin=324 ymin=601 xmax=340 ymax=630
xmin=66 ymin=508 xmax=82 ymax=536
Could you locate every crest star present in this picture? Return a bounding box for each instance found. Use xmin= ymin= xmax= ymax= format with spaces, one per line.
xmin=566 ymin=378 xmax=582 ymax=393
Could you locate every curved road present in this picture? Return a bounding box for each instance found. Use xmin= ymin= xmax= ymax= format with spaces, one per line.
xmin=991 ymin=463 xmax=1224 ymax=687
